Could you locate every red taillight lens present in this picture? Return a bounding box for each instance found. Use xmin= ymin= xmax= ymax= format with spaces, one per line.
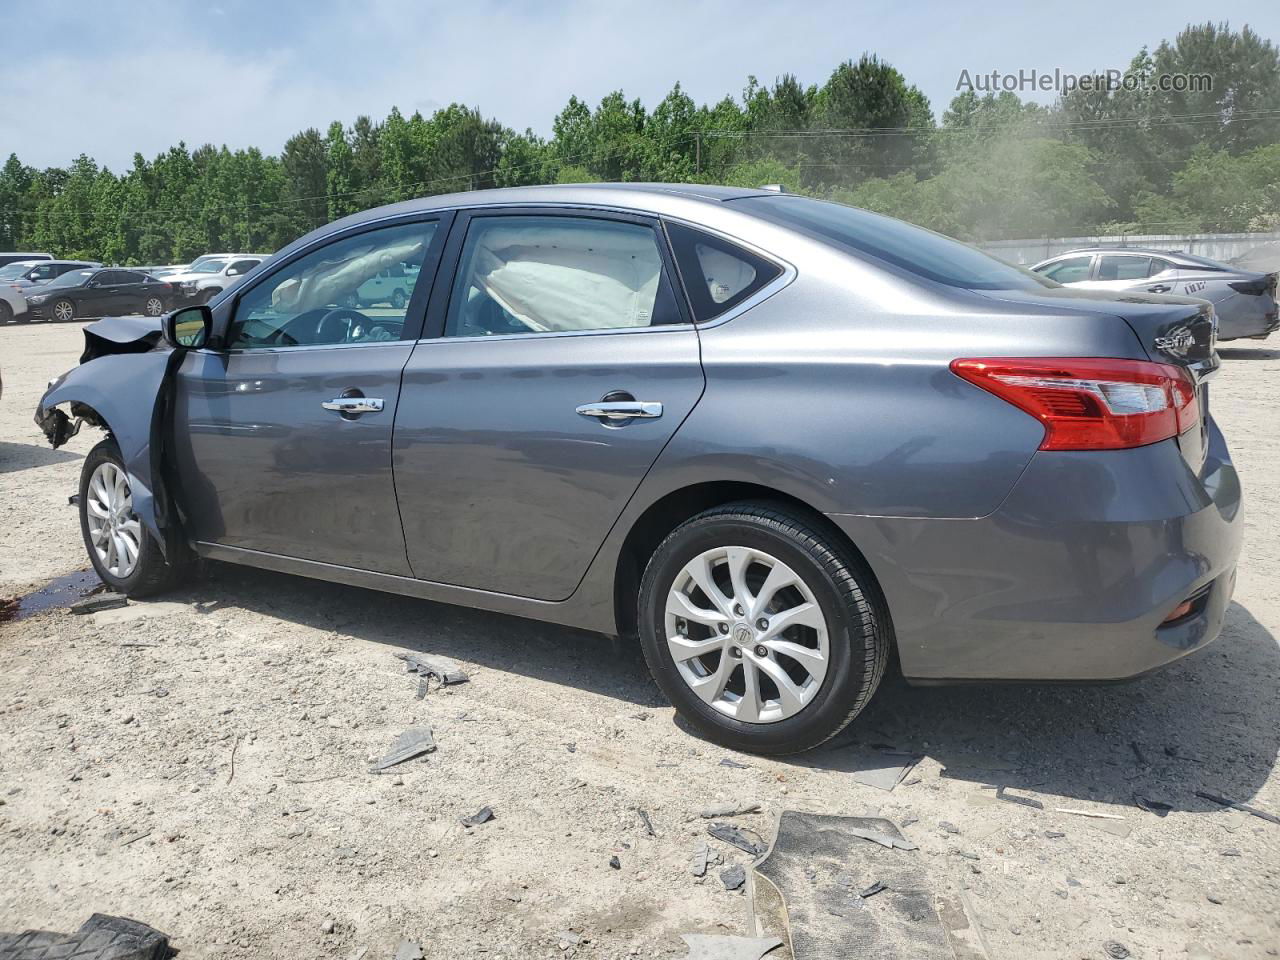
xmin=951 ymin=357 xmax=1199 ymax=451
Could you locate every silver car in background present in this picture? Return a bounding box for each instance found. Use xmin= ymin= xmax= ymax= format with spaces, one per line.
xmin=35 ymin=185 xmax=1243 ymax=754
xmin=1032 ymin=247 xmax=1278 ymax=341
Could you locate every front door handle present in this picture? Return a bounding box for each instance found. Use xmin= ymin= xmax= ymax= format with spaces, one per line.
xmin=575 ymin=400 xmax=663 ymax=421
xmin=322 ymin=397 xmax=384 ymax=414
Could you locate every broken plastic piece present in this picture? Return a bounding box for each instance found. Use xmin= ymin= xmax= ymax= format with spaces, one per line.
xmin=701 ymin=803 xmax=762 ymax=819
xmin=460 ymin=805 xmax=494 ymax=827
xmin=996 ymin=786 xmax=1044 ymax=810
xmin=396 ymin=652 xmax=469 ymax=698
xmin=858 ymin=881 xmax=886 ymax=899
xmin=1133 ymin=794 xmax=1173 ymax=817
xmin=637 ymin=808 xmax=656 ymax=837
xmin=1195 ymin=790 xmax=1280 ymax=826
xmin=846 ymin=825 xmax=918 ymax=850
xmin=1103 ymin=940 xmax=1131 ymax=959
xmin=393 ymin=939 xmax=424 ymax=960
xmin=719 ymin=758 xmax=750 ymax=769
xmin=69 ymin=592 xmax=128 ymax=615
xmin=708 ymin=822 xmax=767 ymax=857
xmin=370 ymin=729 xmax=436 ymax=773
xmin=719 ymin=864 xmax=746 ymax=890
xmin=679 ymin=933 xmax=783 ymax=960
xmin=609 ymin=854 xmax=621 ymax=869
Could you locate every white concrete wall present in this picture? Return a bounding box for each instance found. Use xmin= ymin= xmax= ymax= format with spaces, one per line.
xmin=979 ymin=232 xmax=1280 ymax=267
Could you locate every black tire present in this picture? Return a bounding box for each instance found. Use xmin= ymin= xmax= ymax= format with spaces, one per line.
xmin=201 ymin=288 xmax=220 ymax=304
xmin=391 ymin=288 xmax=408 ymax=309
xmin=0 ymin=300 xmax=11 ymax=324
xmin=51 ymin=298 xmax=75 ymax=323
xmin=637 ymin=501 xmax=890 ymax=755
xmin=79 ymin=438 xmax=184 ymax=597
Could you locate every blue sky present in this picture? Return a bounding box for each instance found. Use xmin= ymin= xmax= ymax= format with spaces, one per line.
xmin=3 ymin=0 xmax=1277 ymax=170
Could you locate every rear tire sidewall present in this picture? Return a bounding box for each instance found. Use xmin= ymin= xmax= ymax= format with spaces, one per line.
xmin=79 ymin=440 xmax=170 ymax=596
xmin=638 ymin=509 xmax=877 ymax=755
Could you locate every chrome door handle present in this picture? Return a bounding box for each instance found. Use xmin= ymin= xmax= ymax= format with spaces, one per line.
xmin=575 ymin=401 xmax=663 ymax=421
xmin=1148 ymin=284 xmax=1171 ymax=293
xmin=321 ymin=397 xmax=384 ymax=414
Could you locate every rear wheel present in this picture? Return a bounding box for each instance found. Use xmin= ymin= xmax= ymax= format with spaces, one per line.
xmin=0 ymin=301 xmax=11 ymax=324
xmin=391 ymin=288 xmax=408 ymax=309
xmin=638 ymin=502 xmax=889 ymax=754
xmin=52 ymin=299 xmax=75 ymax=323
xmin=143 ymin=296 xmax=165 ymax=316
xmin=79 ymin=439 xmax=183 ymax=596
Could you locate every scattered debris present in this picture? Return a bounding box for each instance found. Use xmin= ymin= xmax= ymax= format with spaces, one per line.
xmin=708 ymin=822 xmax=767 ymax=857
xmin=1221 ymin=848 xmax=1241 ymax=857
xmin=1054 ymin=808 xmax=1125 ymax=821
xmin=608 ymin=855 xmax=621 ymax=870
xmin=719 ymin=864 xmax=746 ymax=890
xmin=1043 ymin=830 xmax=1065 ymax=839
xmin=1103 ymin=940 xmax=1131 ymax=959
xmin=1195 ymin=790 xmax=1280 ymax=826
xmin=858 ymin=881 xmax=886 ymax=899
xmin=637 ymin=808 xmax=656 ymax=837
xmin=1133 ymin=794 xmax=1173 ymax=817
xmin=118 ymin=828 xmax=152 ymax=847
xmin=68 ymin=493 xmax=81 ymax=506
xmin=556 ymin=930 xmax=582 ymax=948
xmin=460 ymin=806 xmax=494 ymax=827
xmin=996 ymin=786 xmax=1043 ymax=810
xmin=396 ymin=652 xmax=469 ymax=699
xmin=848 ymin=825 xmax=919 ymax=850
xmin=939 ymin=821 xmax=961 ymax=835
xmin=369 ymin=729 xmax=436 ymax=773
xmin=847 ymin=751 xmax=920 ymax=791
xmin=69 ymin=592 xmax=128 ymax=615
xmin=0 ymin=914 xmax=169 ymax=960
xmin=393 ymin=939 xmax=424 ymax=960
xmin=701 ymin=802 xmax=761 ymax=819
xmin=955 ymin=851 xmax=981 ymax=862
xmin=690 ymin=841 xmax=712 ymax=877
xmin=678 ymin=933 xmax=783 ymax=960
xmin=719 ymin=758 xmax=751 ymax=769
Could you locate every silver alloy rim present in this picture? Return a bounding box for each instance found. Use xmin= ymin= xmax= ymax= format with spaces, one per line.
xmin=53 ymin=300 xmax=74 ymax=322
xmin=145 ymin=297 xmax=164 ymax=315
xmin=665 ymin=546 xmax=829 ymax=724
xmin=86 ymin=461 xmax=141 ymax=579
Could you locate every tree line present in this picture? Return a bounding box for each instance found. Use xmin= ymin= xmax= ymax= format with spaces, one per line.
xmin=0 ymin=21 xmax=1277 ymax=265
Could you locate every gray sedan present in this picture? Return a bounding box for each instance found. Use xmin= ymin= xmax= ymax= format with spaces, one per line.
xmin=1032 ymin=247 xmax=1278 ymax=341
xmin=35 ymin=185 xmax=1242 ymax=754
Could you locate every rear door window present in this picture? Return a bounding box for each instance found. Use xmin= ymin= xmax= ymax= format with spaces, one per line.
xmin=1097 ymin=255 xmax=1152 ymax=281
xmin=665 ymin=221 xmax=782 ymax=321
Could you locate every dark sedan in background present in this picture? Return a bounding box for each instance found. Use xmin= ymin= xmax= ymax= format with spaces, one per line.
xmin=23 ymin=268 xmax=177 ymax=322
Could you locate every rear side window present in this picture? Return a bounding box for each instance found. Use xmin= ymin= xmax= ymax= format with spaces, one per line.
xmin=665 ymin=221 xmax=782 ymax=321
xmin=444 ymin=215 xmax=681 ymax=337
xmin=1098 ymin=255 xmax=1152 ymax=281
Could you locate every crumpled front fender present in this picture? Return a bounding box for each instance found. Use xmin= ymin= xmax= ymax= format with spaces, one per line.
xmin=34 ymin=316 xmax=179 ymax=556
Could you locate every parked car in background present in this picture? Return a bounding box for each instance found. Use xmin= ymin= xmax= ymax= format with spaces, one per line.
xmin=168 ymin=256 xmax=264 ymax=304
xmin=7 ymin=259 xmax=103 ymax=292
xmin=1032 ymin=247 xmax=1279 ymax=341
xmin=188 ymin=252 xmax=267 ymax=272
xmin=0 ymin=251 xmax=52 ymax=267
xmin=0 ymin=273 xmax=29 ymax=323
xmin=352 ymin=260 xmax=420 ymax=308
xmin=146 ymin=265 xmax=192 ymax=279
xmin=36 ymin=185 xmax=1241 ymax=754
xmin=23 ymin=267 xmax=176 ymax=322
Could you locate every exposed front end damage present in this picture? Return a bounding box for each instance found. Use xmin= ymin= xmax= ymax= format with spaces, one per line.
xmin=34 ymin=315 xmax=184 ymax=558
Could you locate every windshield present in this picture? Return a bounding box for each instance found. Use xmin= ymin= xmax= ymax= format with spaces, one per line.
xmin=731 ymin=194 xmax=1054 ymax=291
xmin=44 ymin=269 xmax=95 ymax=289
xmin=190 ymin=259 xmax=228 ymax=274
xmin=0 ymin=262 xmax=38 ymax=280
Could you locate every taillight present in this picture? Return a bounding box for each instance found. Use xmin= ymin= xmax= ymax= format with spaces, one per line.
xmin=951 ymin=357 xmax=1199 ymax=451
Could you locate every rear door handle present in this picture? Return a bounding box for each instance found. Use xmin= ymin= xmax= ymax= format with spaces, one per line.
xmin=575 ymin=401 xmax=663 ymax=421
xmin=322 ymin=397 xmax=384 ymax=414
xmin=1148 ymin=284 xmax=1171 ymax=293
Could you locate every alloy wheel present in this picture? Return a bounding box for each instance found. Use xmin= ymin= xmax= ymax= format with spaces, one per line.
xmin=144 ymin=297 xmax=164 ymax=316
xmin=664 ymin=546 xmax=829 ymax=724
xmin=86 ymin=461 xmax=142 ymax=579
xmin=53 ymin=300 xmax=74 ymax=322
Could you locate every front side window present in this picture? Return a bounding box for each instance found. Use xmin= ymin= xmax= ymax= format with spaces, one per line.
xmin=229 ymin=220 xmax=437 ymax=349
xmin=1039 ymin=256 xmax=1093 ymax=284
xmin=1098 ymin=255 xmax=1152 ymax=281
xmin=444 ymin=215 xmax=679 ymax=337
xmin=225 ymin=259 xmax=260 ymax=277
xmin=28 ymin=263 xmax=57 ymax=281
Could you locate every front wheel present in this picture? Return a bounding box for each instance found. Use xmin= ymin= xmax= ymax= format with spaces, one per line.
xmin=52 ymin=299 xmax=75 ymax=323
xmin=638 ymin=502 xmax=890 ymax=755
xmin=79 ymin=439 xmax=184 ymax=596
xmin=143 ymin=296 xmax=165 ymax=316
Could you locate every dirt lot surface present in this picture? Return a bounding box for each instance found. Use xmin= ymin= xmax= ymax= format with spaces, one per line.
xmin=1 ymin=321 xmax=1278 ymax=959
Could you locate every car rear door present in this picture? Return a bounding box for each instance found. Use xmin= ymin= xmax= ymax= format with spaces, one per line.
xmin=170 ymin=213 xmax=453 ymax=574
xmin=393 ymin=207 xmax=704 ymax=601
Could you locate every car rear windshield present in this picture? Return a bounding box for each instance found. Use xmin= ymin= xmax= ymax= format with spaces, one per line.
xmin=730 ymin=194 xmax=1051 ymax=291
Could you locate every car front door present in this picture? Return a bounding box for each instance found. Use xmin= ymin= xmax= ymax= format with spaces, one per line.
xmin=1037 ymin=255 xmax=1095 ymax=287
xmin=393 ymin=208 xmax=705 ymax=601
xmin=170 ymin=213 xmax=452 ymax=574
xmin=80 ymin=270 xmax=124 ymax=316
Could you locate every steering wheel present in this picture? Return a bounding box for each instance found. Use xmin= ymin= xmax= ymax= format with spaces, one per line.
xmin=313 ymin=307 xmax=368 ymax=345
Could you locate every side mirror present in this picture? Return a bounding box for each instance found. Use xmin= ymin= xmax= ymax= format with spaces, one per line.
xmin=163 ymin=304 xmax=212 ymax=349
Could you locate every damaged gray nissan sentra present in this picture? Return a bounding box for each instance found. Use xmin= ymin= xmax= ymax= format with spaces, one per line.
xmin=35 ymin=183 xmax=1243 ymax=754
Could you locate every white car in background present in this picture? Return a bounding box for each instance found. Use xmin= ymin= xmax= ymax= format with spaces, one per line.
xmin=167 ymin=255 xmax=265 ymax=304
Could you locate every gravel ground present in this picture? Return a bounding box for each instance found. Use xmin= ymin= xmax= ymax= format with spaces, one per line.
xmin=1 ymin=321 xmax=1277 ymax=959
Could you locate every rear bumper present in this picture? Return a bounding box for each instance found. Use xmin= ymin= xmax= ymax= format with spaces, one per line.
xmin=828 ymin=421 xmax=1243 ymax=681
